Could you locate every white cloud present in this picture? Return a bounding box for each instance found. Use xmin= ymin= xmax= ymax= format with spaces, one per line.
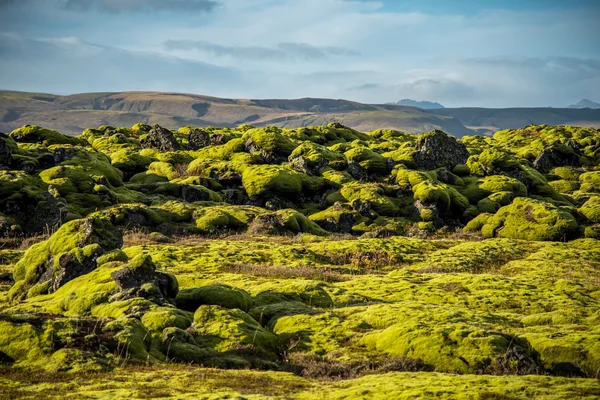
xmin=0 ymin=0 xmax=598 ymax=106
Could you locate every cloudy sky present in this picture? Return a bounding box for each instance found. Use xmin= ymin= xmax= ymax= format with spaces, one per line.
xmin=0 ymin=0 xmax=598 ymax=107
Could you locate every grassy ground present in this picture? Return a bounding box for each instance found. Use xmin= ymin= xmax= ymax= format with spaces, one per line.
xmin=2 ymin=365 xmax=600 ymax=399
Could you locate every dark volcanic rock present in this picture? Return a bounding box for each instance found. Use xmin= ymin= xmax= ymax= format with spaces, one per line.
xmin=289 ymin=155 xmax=328 ymax=176
xmin=245 ymin=138 xmax=288 ymax=164
xmin=52 ymin=146 xmax=77 ymax=165
xmin=52 ymin=247 xmax=103 ymax=291
xmin=0 ymin=132 xmax=13 ymax=166
xmin=347 ymin=161 xmax=367 ymax=181
xmin=0 ymin=351 xmax=14 ymax=364
xmin=2 ymin=191 xmax=67 ymax=233
xmin=414 ymin=130 xmax=469 ymax=170
xmin=188 ymin=129 xmax=211 ymax=150
xmin=111 ymin=255 xmax=178 ymax=305
xmin=181 ymin=185 xmax=211 ymax=203
xmin=140 ymin=125 xmax=180 ymax=152
xmin=533 ymin=143 xmax=580 ymax=172
xmin=247 ymin=213 xmax=287 ymax=235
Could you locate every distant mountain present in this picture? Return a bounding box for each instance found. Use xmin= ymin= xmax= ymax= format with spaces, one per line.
xmin=568 ymin=99 xmax=600 ymax=109
xmin=430 ymin=107 xmax=600 ymax=135
xmin=388 ymin=99 xmax=445 ymax=109
xmin=0 ymin=91 xmax=474 ymax=137
xmin=2 ymin=91 xmax=600 ymax=138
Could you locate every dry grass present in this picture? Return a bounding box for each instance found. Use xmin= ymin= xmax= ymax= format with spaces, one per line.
xmin=221 ymin=263 xmax=349 ymax=282
xmin=287 ymin=353 xmax=428 ymax=380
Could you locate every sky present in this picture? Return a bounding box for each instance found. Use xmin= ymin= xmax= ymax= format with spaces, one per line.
xmin=0 ymin=0 xmax=599 ymax=107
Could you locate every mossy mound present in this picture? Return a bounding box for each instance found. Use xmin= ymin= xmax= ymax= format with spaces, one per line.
xmin=10 ymin=125 xmax=84 ymax=146
xmin=176 ymin=284 xmax=253 ymax=312
xmin=479 ymin=197 xmax=578 ymax=241
xmin=192 ymin=305 xmax=279 ymax=361
xmin=9 ymin=215 xmax=123 ymax=301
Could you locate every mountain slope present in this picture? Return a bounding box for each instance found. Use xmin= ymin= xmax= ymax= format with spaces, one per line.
xmin=430 ymin=107 xmax=600 ymax=134
xmin=3 ymin=90 xmax=600 ymax=138
xmin=0 ymin=91 xmax=475 ymax=137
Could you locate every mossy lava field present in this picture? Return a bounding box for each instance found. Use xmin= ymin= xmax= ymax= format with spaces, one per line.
xmin=0 ymin=122 xmax=599 ymax=399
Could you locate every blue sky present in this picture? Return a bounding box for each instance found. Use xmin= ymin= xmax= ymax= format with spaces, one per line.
xmin=0 ymin=0 xmax=598 ymax=107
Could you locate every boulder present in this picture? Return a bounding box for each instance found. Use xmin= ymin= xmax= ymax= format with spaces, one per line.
xmin=0 ymin=132 xmax=14 ymax=166
xmin=414 ymin=130 xmax=469 ymax=170
xmin=533 ymin=144 xmax=580 ymax=173
xmin=140 ymin=125 xmax=180 ymax=152
xmin=187 ymin=129 xmax=211 ymax=150
xmin=480 ymin=197 xmax=578 ymax=241
xmin=111 ymin=254 xmax=178 ymax=305
xmin=8 ymin=216 xmax=123 ymax=301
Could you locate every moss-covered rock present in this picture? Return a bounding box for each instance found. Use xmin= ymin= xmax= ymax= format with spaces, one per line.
xmin=9 ymin=215 xmax=123 ymax=301
xmin=413 ymin=129 xmax=469 ymax=170
xmin=579 ymin=196 xmax=600 ymax=223
xmin=192 ymin=305 xmax=279 ymax=360
xmin=243 ymin=127 xmax=297 ymax=163
xmin=176 ymin=284 xmax=253 ymax=312
xmin=480 ymin=198 xmax=578 ymax=241
xmin=10 ymin=125 xmax=83 ymax=146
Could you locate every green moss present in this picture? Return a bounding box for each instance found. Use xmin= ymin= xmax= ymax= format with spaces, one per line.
xmin=141 ymin=307 xmax=193 ymax=332
xmin=549 ymin=179 xmax=580 ymax=194
xmin=480 ymin=197 xmax=578 ymax=241
xmin=579 ymin=171 xmax=600 ymax=193
xmin=413 ymin=181 xmax=469 ymax=214
xmin=10 ymin=125 xmax=83 ymax=146
xmin=478 ymin=149 xmax=521 ymax=172
xmin=480 ymin=175 xmax=527 ymax=197
xmin=344 ymin=146 xmax=388 ymax=175
xmin=464 ymin=213 xmax=492 ymax=231
xmin=176 ymin=284 xmax=253 ymax=312
xmin=340 ymin=183 xmax=399 ymax=216
xmin=579 ymin=196 xmax=600 ymax=223
xmin=363 ymin=323 xmax=526 ymax=373
xmin=477 ymin=197 xmax=501 ymax=213
xmin=9 ymin=215 xmax=122 ymax=301
xmin=194 ymin=206 xmax=264 ymax=233
xmin=289 ymin=142 xmax=346 ymax=169
xmin=241 ymin=165 xmax=324 ymax=198
xmin=243 ymin=127 xmax=297 ymax=157
xmin=192 ymin=305 xmax=278 ymax=358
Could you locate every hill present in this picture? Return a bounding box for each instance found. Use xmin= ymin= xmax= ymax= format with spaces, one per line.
xmin=0 ymin=91 xmax=474 ymax=137
xmin=3 ymin=91 xmax=600 ymax=138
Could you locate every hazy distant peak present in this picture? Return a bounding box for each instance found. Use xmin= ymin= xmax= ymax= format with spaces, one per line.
xmin=568 ymin=99 xmax=600 ymax=109
xmin=388 ymin=99 xmax=445 ymax=109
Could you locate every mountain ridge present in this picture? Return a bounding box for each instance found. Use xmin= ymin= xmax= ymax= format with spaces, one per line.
xmin=2 ymin=90 xmax=600 ymax=137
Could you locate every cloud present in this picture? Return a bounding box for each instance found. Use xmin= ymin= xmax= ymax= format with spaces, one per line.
xmin=0 ymin=0 xmax=599 ymax=106
xmin=164 ymin=40 xmax=359 ymax=61
xmin=0 ymin=0 xmax=220 ymax=13
xmin=0 ymin=33 xmax=242 ymax=95
xmin=345 ymin=78 xmax=476 ymax=105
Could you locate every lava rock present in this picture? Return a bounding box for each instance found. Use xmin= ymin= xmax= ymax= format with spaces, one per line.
xmin=533 ymin=144 xmax=580 ymax=173
xmin=181 ymin=185 xmax=211 ymax=203
xmin=347 ymin=161 xmax=367 ymax=181
xmin=188 ymin=129 xmax=211 ymax=150
xmin=140 ymin=125 xmax=180 ymax=152
xmin=0 ymin=132 xmax=13 ymax=166
xmin=111 ymin=255 xmax=178 ymax=305
xmin=414 ymin=130 xmax=469 ymax=170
